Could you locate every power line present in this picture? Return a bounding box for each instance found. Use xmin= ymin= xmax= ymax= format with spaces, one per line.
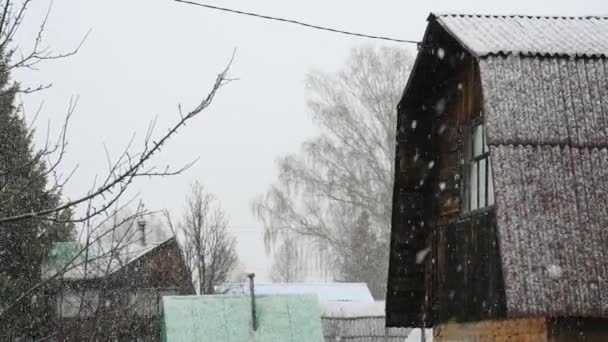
xmin=174 ymin=0 xmax=418 ymax=44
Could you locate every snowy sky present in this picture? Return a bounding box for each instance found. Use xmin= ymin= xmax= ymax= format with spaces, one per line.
xmin=13 ymin=0 xmax=608 ymax=281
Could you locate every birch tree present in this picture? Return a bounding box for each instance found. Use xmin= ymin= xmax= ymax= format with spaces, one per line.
xmin=254 ymin=45 xmax=413 ymax=298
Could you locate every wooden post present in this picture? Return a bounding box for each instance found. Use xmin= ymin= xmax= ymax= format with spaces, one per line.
xmin=247 ymin=273 xmax=258 ymax=331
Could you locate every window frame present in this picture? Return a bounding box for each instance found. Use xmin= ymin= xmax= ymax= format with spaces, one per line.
xmin=463 ymin=119 xmax=494 ymax=214
xmin=57 ymin=289 xmax=100 ymax=318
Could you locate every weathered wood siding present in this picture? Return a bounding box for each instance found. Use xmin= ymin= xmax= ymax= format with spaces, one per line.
xmin=429 ymin=59 xmax=506 ymax=324
xmin=434 ymin=318 xmax=549 ymax=341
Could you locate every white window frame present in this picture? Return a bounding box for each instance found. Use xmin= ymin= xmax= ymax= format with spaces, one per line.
xmin=465 ymin=122 xmax=494 ymax=212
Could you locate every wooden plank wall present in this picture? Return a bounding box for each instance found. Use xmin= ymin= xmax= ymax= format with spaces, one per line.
xmin=434 ymin=318 xmax=549 ymax=342
xmin=429 ymin=58 xmax=506 ymax=324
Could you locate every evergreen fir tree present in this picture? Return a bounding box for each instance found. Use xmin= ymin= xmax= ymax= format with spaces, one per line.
xmin=0 ymin=44 xmax=75 ymax=338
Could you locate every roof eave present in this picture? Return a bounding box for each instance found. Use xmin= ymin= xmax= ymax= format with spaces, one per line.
xmin=431 ymin=14 xmax=482 ymax=59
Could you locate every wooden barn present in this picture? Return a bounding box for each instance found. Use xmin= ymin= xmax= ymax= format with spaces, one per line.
xmin=386 ymin=13 xmax=608 ymax=340
xmin=42 ymin=236 xmax=194 ymax=341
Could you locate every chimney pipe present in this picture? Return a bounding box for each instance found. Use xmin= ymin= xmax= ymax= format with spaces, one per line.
xmin=137 ymin=218 xmax=146 ymax=246
xmin=247 ymin=273 xmax=258 ymax=331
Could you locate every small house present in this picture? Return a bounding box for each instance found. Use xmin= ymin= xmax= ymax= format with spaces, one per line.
xmin=386 ymin=13 xmax=608 ymax=340
xmin=161 ymin=294 xmax=324 ymax=341
xmin=43 ymin=236 xmax=194 ymax=341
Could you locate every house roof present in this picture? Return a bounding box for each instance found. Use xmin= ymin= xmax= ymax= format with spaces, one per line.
xmin=221 ymin=283 xmax=375 ymax=303
xmin=431 ymin=14 xmax=608 ymax=57
xmin=320 ymin=301 xmax=411 ymax=341
xmin=476 ymin=32 xmax=608 ymax=317
xmin=42 ymin=237 xmax=176 ymax=280
xmin=322 ymin=316 xmax=410 ymax=342
xmin=161 ymin=294 xmax=324 ymax=342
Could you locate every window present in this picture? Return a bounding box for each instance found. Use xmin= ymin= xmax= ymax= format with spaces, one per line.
xmin=465 ymin=123 xmax=494 ymax=211
xmin=128 ymin=291 xmax=157 ymax=316
xmin=57 ymin=289 xmax=99 ymax=318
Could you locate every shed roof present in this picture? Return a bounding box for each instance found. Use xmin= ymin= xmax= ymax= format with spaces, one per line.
xmin=432 ymin=14 xmax=608 ymax=57
xmin=322 ymin=316 xmax=410 ymax=342
xmin=42 ymin=237 xmax=176 ymax=280
xmin=320 ymin=301 xmax=411 ymax=342
xmin=221 ymin=283 xmax=375 ymax=303
xmin=161 ymin=294 xmax=324 ymax=342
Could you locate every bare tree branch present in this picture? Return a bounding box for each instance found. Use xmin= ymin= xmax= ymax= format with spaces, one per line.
xmin=0 ymin=51 xmax=236 ymax=224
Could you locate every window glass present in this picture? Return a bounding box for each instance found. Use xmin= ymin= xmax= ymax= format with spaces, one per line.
xmin=473 ymin=124 xmax=484 ymax=157
xmin=129 ymin=291 xmax=157 ymax=316
xmin=466 ymin=123 xmax=494 ymax=212
xmin=57 ymin=290 xmax=99 ymax=318
xmin=488 ymin=160 xmax=494 ymax=206
xmin=469 ymin=161 xmax=478 ymax=211
xmin=479 ymin=158 xmax=487 ymax=208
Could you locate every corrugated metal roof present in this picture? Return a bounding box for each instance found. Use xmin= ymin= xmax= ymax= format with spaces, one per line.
xmin=479 ymin=54 xmax=608 ymax=316
xmin=480 ymin=56 xmax=608 ymax=147
xmin=221 ymin=283 xmax=375 ymax=303
xmin=322 ymin=317 xmax=410 ymax=342
xmin=320 ymin=301 xmax=411 ymax=342
xmin=161 ymin=294 xmax=324 ymax=342
xmin=490 ymin=145 xmax=608 ymax=317
xmin=433 ymin=14 xmax=608 ymax=57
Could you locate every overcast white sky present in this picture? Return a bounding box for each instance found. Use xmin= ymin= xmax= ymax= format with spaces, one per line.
xmin=13 ymin=0 xmax=608 ymax=281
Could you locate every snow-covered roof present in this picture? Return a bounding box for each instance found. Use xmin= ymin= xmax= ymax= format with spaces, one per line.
xmin=320 ymin=301 xmax=385 ymax=318
xmin=221 ymin=283 xmax=375 ymax=303
xmin=320 ymin=302 xmax=411 ymax=341
xmin=42 ymin=237 xmax=175 ymax=280
xmin=432 ymin=14 xmax=608 ymax=57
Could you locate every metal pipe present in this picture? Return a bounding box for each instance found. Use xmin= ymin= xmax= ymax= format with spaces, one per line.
xmin=247 ymin=273 xmax=258 ymax=331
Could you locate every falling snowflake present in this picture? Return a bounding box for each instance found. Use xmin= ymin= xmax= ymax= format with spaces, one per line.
xmin=438 ymin=124 xmax=447 ymax=135
xmin=415 ymin=248 xmax=431 ymax=264
xmin=546 ymin=264 xmax=563 ymax=279
xmin=427 ymin=161 xmax=435 ymax=169
xmin=439 ymin=182 xmax=447 ymax=191
xmin=437 ymin=48 xmax=446 ymax=60
xmin=411 ymin=120 xmax=417 ymax=129
xmin=435 ymin=98 xmax=446 ymax=114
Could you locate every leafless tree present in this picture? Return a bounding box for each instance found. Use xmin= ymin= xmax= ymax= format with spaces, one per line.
xmin=270 ymin=237 xmax=305 ymax=283
xmin=166 ymin=181 xmax=238 ymax=294
xmin=0 ymin=0 xmax=235 ymax=334
xmin=253 ymin=45 xmax=413 ymax=298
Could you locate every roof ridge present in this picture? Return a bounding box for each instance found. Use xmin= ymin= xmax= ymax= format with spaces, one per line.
xmin=432 ymin=12 xmax=608 ymax=20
